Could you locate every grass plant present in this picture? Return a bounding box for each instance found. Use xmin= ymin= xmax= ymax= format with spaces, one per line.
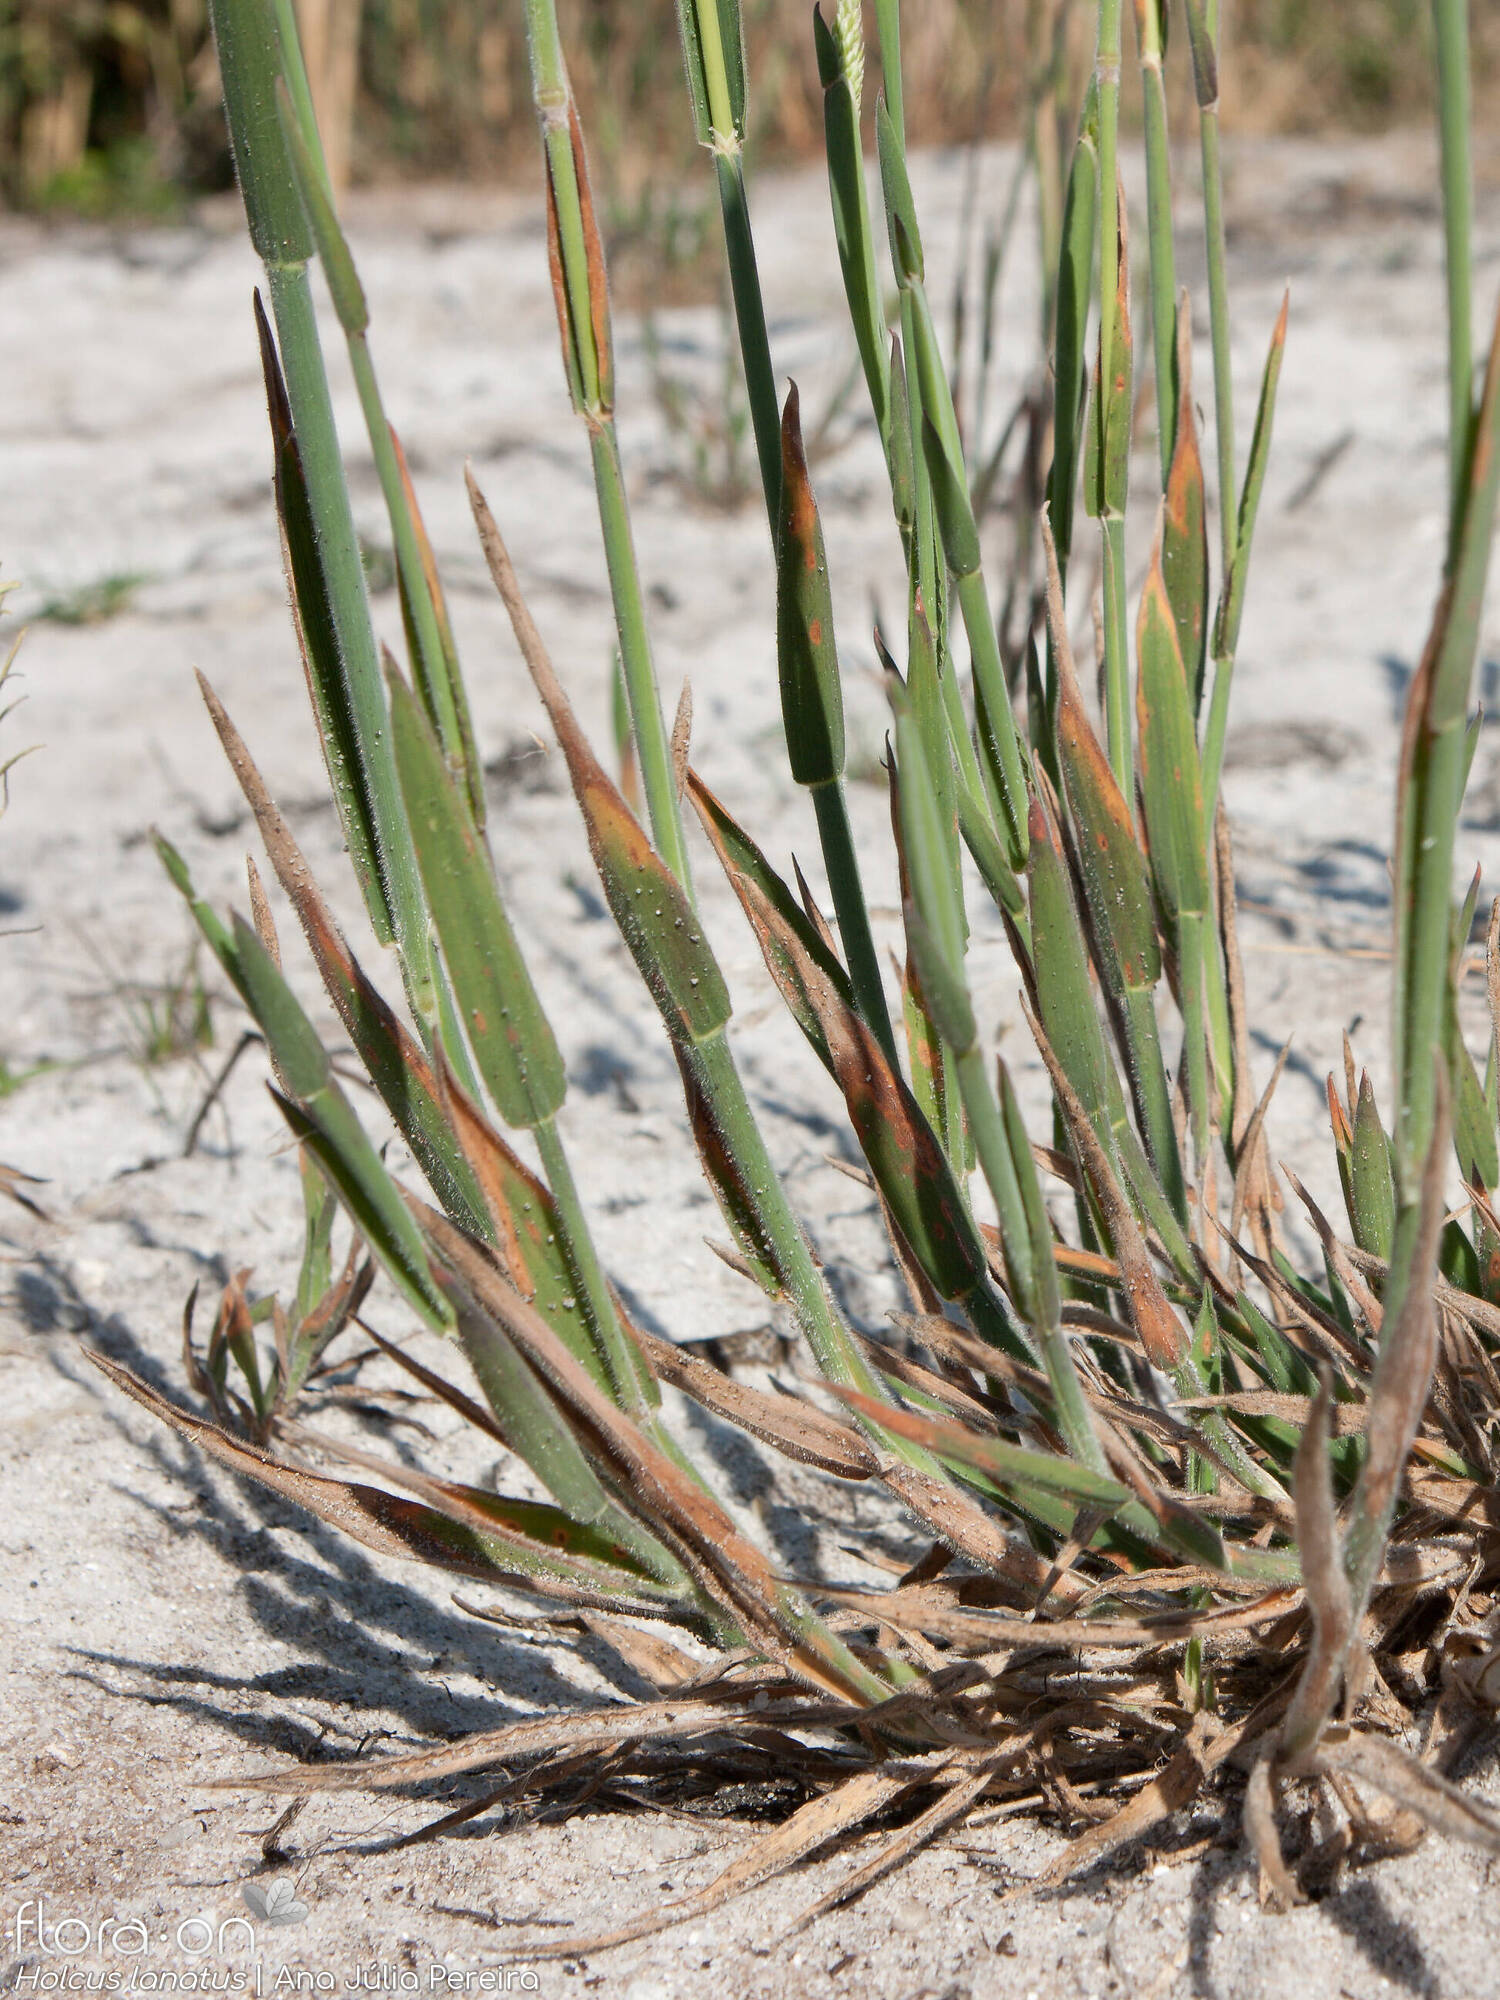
xmin=34 ymin=569 xmax=146 ymax=626
xmin=95 ymin=0 xmax=1500 ymax=1936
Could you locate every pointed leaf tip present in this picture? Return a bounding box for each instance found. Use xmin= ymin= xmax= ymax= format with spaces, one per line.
xmin=776 ymin=381 xmax=845 ymax=788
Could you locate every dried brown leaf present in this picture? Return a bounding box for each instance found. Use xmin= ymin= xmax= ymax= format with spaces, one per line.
xmin=1357 ymin=1074 xmax=1450 ymax=1537
xmin=1281 ymin=1370 xmax=1354 ymax=1764
xmin=212 ymin=1689 xmax=841 ymax=1794
xmin=1228 ymin=1038 xmax=1289 ymax=1247
xmin=782 ymin=1756 xmax=1004 ymax=1936
xmin=1244 ymin=1750 xmax=1302 ymax=1909
xmin=636 ymin=1327 xmax=879 ymax=1481
xmin=515 ymin=1764 xmax=931 ymax=1957
xmin=1282 ymin=1167 xmax=1385 ymax=1332
xmin=1310 ymin=1728 xmax=1500 ymax=1854
xmin=1016 ymin=1712 xmax=1218 ymax=1893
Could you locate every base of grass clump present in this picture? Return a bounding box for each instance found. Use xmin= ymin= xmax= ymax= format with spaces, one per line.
xmin=95 ymin=1018 xmax=1500 ymax=1942
xmin=81 ymin=0 xmax=1500 ymax=1952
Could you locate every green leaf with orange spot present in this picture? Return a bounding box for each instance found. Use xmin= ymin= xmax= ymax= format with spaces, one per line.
xmin=688 ymin=769 xmax=852 ymax=1060
xmin=1162 ymin=299 xmax=1209 ymax=709
xmin=1054 ymin=617 xmax=1159 ymax=998
xmin=1095 ymin=179 xmax=1132 ymax=521
xmin=1136 ymin=542 xmax=1210 ymax=930
xmin=468 ymin=506 xmax=731 ymax=1048
xmin=572 ymin=764 xmax=729 ymax=1045
xmin=426 ymin=1048 xmax=604 ymax=1379
xmin=595 ymin=802 xmax=734 ymax=1046
xmin=194 ymin=676 xmax=489 ymax=1235
xmin=94 ymin=1353 xmax=674 ymax=1601
xmin=690 ymin=771 xmax=994 ymax=1305
xmin=832 ymin=1386 xmax=1129 ymax=1508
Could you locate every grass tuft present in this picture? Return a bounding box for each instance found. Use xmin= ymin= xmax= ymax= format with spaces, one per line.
xmin=87 ymin=0 xmax=1500 ymax=1940
xmin=34 ymin=569 xmax=146 ymax=626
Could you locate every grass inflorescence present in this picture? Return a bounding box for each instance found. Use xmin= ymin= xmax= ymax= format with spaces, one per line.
xmin=93 ymin=0 xmax=1500 ymax=1940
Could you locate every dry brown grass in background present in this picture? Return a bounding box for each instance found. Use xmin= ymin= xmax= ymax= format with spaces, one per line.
xmin=4 ymin=0 xmax=1499 ymax=216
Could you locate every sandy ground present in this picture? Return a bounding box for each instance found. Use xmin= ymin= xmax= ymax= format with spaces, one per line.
xmin=3 ymin=130 xmax=1500 ymax=1996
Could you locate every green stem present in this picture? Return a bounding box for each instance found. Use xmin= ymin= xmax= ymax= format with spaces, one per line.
xmin=1094 ymin=0 xmax=1124 ymax=431
xmin=956 ymin=1046 xmax=1105 ymax=1474
xmin=1101 ymin=510 xmax=1131 ymax=790
xmin=1200 ymin=912 xmax=1235 ymax=1140
xmin=264 ymin=260 xmax=434 ymax=1020
xmin=430 ymin=949 xmax=484 ymax=1106
xmin=508 ymin=1203 xmax=725 ymax=1619
xmin=812 ymin=780 xmax=897 ymax=1062
xmin=817 ymin=7 xmax=891 ymax=448
xmin=1179 ymin=908 xmax=1211 ymax=1170
xmin=1134 ymin=1 xmax=1178 ymax=482
xmin=1092 ymin=3 xmax=1132 ymax=792
xmin=873 ymin=0 xmax=904 ymax=140
xmin=589 ymin=424 xmax=692 ymax=888
xmin=714 ymin=148 xmax=783 ymax=535
xmin=522 ymin=0 xmax=688 ymax=888
xmin=1198 ymin=98 xmax=1236 ymax=577
xmin=692 ymin=1031 xmax=881 ymax=1394
xmin=346 ymin=341 xmax=469 ymax=771
xmin=686 ymin=1022 xmax=994 ymax=1525
xmin=938 ymin=638 xmax=1002 ymax=846
xmin=955 ymin=567 xmax=1029 ymax=867
xmin=454 ymin=1290 xmax=685 ymax=1589
xmin=1434 ymin=0 xmax=1474 ymax=544
xmin=954 ymin=1044 xmax=1037 ymax=1321
xmin=1199 ymin=634 xmax=1235 ymax=826
xmin=691 ymin=0 xmax=738 ymax=138
xmin=1172 ymin=1354 xmax=1288 ymax=1505
xmin=268 ymin=0 xmax=334 ymax=189
xmin=269 ymin=65 xmax=487 ymax=829
xmin=1395 ymin=715 xmax=1473 ymax=1191
xmin=1120 ymin=981 xmax=1187 ymax=1224
xmin=899 ymin=291 xmax=942 ymax=622
xmin=1392 ymin=318 xmax=1500 ymax=1188
xmin=1340 ymin=1200 xmax=1423 ymax=1607
xmin=688 ymin=1030 xmax=948 ymax=1502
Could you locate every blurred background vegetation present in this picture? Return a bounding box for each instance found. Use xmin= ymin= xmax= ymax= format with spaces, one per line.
xmin=2 ymin=0 xmax=1496 ymax=221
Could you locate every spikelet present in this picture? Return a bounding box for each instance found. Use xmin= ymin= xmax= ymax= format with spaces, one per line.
xmin=835 ymin=0 xmax=864 ymax=117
